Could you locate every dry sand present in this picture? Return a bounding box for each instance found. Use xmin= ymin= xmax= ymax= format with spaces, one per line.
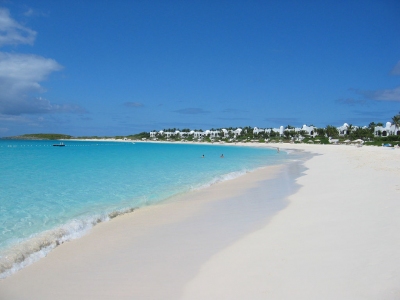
xmin=1 ymin=144 xmax=400 ymax=299
xmin=182 ymin=144 xmax=400 ymax=300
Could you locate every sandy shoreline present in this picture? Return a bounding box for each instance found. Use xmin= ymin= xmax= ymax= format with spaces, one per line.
xmin=183 ymin=144 xmax=400 ymax=299
xmin=1 ymin=143 xmax=400 ymax=299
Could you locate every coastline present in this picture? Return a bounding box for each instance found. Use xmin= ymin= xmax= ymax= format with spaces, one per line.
xmin=0 ymin=140 xmax=285 ymax=280
xmin=0 ymin=159 xmax=304 ymax=299
xmin=1 ymin=143 xmax=400 ymax=299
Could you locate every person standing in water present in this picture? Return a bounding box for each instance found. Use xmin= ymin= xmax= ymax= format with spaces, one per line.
xmin=202 ymin=154 xmax=205 ymax=158
xmin=220 ymin=154 xmax=224 ymax=158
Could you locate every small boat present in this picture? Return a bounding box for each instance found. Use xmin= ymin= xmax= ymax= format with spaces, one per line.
xmin=53 ymin=142 xmax=65 ymax=147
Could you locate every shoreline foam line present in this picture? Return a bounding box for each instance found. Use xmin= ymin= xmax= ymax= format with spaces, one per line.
xmin=0 ymin=207 xmax=136 ymax=279
xmin=0 ymin=168 xmax=256 ymax=279
xmin=0 ymin=146 xmax=304 ymax=281
xmin=0 ymin=156 xmax=309 ymax=299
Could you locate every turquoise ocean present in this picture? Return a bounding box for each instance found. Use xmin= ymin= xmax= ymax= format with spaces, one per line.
xmin=0 ymin=140 xmax=290 ymax=278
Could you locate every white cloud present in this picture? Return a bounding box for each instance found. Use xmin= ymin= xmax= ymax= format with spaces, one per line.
xmin=0 ymin=52 xmax=62 ymax=91
xmin=0 ymin=52 xmax=69 ymax=114
xmin=0 ymin=113 xmax=30 ymax=122
xmin=0 ymin=9 xmax=86 ymax=116
xmin=0 ymin=53 xmax=85 ymax=114
xmin=5 ymin=96 xmax=86 ymax=115
xmin=23 ymin=9 xmax=34 ymax=17
xmin=0 ymin=8 xmax=37 ymax=46
xmin=361 ymin=86 xmax=400 ymax=102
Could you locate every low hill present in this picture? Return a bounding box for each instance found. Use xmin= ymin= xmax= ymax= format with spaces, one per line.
xmin=3 ymin=133 xmax=73 ymax=140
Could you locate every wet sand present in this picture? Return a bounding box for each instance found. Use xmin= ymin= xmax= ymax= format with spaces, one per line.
xmin=0 ymin=159 xmax=303 ymax=300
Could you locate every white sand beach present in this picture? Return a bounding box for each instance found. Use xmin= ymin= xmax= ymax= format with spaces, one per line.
xmin=1 ymin=144 xmax=400 ymax=299
xmin=182 ymin=144 xmax=400 ymax=299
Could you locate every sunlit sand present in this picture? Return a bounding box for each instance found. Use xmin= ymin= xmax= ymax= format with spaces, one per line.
xmin=1 ymin=143 xmax=400 ymax=299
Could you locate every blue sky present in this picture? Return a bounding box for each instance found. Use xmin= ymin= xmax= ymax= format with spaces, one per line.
xmin=0 ymin=0 xmax=399 ymax=137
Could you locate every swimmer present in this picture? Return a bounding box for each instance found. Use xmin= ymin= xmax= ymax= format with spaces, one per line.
xmin=220 ymin=154 xmax=224 ymax=158
xmin=202 ymin=154 xmax=205 ymax=158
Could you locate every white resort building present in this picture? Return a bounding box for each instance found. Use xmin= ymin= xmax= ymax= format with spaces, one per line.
xmin=283 ymin=125 xmax=317 ymax=138
xmin=148 ymin=119 xmax=399 ymax=141
xmin=149 ymin=128 xmax=243 ymax=140
xmin=374 ymin=122 xmax=400 ymax=137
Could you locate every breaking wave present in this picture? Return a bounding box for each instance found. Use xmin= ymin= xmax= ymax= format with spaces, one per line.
xmin=0 ymin=207 xmax=135 ymax=279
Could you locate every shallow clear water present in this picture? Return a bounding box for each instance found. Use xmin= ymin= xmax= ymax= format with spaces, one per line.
xmin=0 ymin=140 xmax=288 ymax=277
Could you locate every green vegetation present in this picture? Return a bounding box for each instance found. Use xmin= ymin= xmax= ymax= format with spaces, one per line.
xmin=5 ymin=112 xmax=400 ymax=146
xmin=127 ymin=132 xmax=150 ymax=140
xmin=17 ymin=133 xmax=73 ymax=140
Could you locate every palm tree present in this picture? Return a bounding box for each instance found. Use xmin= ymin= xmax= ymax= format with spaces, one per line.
xmin=325 ymin=125 xmax=339 ymax=138
xmin=316 ymin=128 xmax=326 ymax=137
xmin=392 ymin=112 xmax=400 ymax=136
xmin=346 ymin=124 xmax=354 ymax=136
xmin=368 ymin=122 xmax=376 ymax=131
xmin=283 ymin=131 xmax=290 ymax=139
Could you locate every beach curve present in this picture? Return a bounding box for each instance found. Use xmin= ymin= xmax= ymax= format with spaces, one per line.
xmin=1 ymin=143 xmax=399 ymax=299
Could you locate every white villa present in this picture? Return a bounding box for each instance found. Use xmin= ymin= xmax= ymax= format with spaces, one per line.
xmin=150 ymin=130 xmax=180 ymax=139
xmin=374 ymin=122 xmax=400 ymax=137
xmin=148 ymin=120 xmax=399 ymax=141
xmin=337 ymin=123 xmax=351 ymax=136
xmin=335 ymin=122 xmax=400 ymax=137
xmin=253 ymin=126 xmax=283 ymax=136
xmin=193 ymin=131 xmax=206 ymax=138
xmin=299 ymin=125 xmax=317 ymax=137
xmin=206 ymin=130 xmax=221 ymax=138
xmin=253 ymin=125 xmax=317 ymax=138
xmin=150 ymin=128 xmax=244 ymax=140
xmin=284 ymin=125 xmax=317 ymax=138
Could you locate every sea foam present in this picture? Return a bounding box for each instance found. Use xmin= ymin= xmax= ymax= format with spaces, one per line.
xmin=0 ymin=207 xmax=137 ymax=279
xmin=0 ymin=140 xmax=284 ymax=279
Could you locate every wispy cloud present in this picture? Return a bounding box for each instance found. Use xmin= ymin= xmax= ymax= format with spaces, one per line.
xmin=335 ymin=98 xmax=368 ymax=106
xmin=173 ymin=108 xmax=210 ymax=114
xmin=357 ymin=86 xmax=400 ymax=102
xmin=332 ymin=109 xmax=394 ymax=126
xmin=124 ymin=102 xmax=144 ymax=108
xmin=0 ymin=9 xmax=83 ymax=116
xmin=15 ymin=99 xmax=81 ymax=116
xmin=351 ymin=109 xmax=396 ymax=118
xmin=390 ymin=61 xmax=400 ymax=76
xmin=0 ymin=96 xmax=86 ymax=115
xmin=23 ymin=8 xmax=34 ymax=17
xmin=0 ymin=113 xmax=31 ymax=123
xmin=0 ymin=8 xmax=37 ymax=46
xmin=0 ymin=53 xmax=78 ymax=114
